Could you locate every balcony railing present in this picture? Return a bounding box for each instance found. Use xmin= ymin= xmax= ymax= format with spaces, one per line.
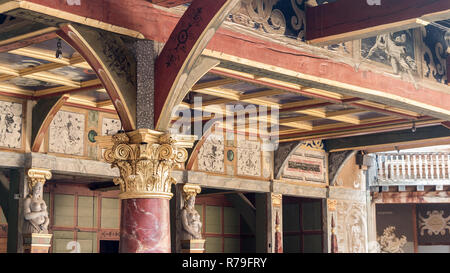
xmin=374 ymin=153 xmax=450 ymax=186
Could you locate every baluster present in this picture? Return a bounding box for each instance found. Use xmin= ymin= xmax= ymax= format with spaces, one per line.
xmin=377 ymin=155 xmax=384 ymax=180
xmin=402 ymin=155 xmax=406 ymax=180
xmin=385 ymin=155 xmax=389 ymax=180
xmin=425 ymin=154 xmax=429 ymax=180
xmin=442 ymin=154 xmax=446 ymax=179
xmin=448 ymin=154 xmax=450 ymax=181
xmin=390 ymin=155 xmax=395 ymax=180
xmin=430 ymin=154 xmax=435 ymax=180
xmin=413 ymin=154 xmax=417 ymax=180
xmin=419 ymin=155 xmax=423 ymax=180
xmin=407 ymin=154 xmax=412 ymax=180
xmin=436 ymin=154 xmax=440 ymax=180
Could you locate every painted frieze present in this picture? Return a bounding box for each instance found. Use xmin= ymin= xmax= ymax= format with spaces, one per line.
xmin=0 ymin=100 xmax=22 ymax=149
xmin=48 ymin=110 xmax=85 ymax=156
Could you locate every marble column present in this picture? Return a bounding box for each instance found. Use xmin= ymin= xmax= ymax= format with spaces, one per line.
xmin=23 ymin=168 xmax=52 ymax=253
xmin=99 ymin=129 xmax=196 ymax=253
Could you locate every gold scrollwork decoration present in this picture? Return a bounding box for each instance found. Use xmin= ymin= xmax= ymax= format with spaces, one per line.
xmin=104 ymin=131 xmax=195 ymax=200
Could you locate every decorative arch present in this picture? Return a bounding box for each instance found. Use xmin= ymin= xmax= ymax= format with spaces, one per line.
xmin=274 ymin=141 xmax=302 ymax=180
xmin=31 ymin=94 xmax=69 ymax=152
xmin=328 ymin=150 xmax=358 ymax=186
xmin=154 ymin=0 xmax=240 ymax=131
xmin=57 ymin=24 xmax=137 ymax=131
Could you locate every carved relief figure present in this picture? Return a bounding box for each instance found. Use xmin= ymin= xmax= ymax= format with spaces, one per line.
xmin=377 ymin=226 xmax=407 ymax=253
xmin=336 ymin=201 xmax=367 ymax=253
xmin=181 ymin=187 xmax=202 ymax=240
xmin=23 ymin=170 xmax=51 ymax=234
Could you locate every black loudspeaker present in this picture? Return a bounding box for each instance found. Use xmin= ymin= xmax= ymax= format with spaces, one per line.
xmin=356 ymin=153 xmax=372 ymax=167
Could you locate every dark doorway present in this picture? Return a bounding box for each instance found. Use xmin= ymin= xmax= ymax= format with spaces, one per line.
xmin=99 ymin=240 xmax=119 ymax=253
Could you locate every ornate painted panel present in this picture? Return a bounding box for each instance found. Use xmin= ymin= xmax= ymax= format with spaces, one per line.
xmin=48 ymin=110 xmax=85 ymax=156
xmin=0 ymin=100 xmax=23 ymax=149
xmin=191 ymin=128 xmax=272 ymax=180
xmin=197 ymin=133 xmax=225 ymax=173
xmin=228 ymin=0 xmax=307 ymax=41
xmin=236 ymin=137 xmax=261 ymax=177
xmin=421 ymin=23 xmax=449 ymax=84
xmin=281 ymin=140 xmax=327 ymax=184
xmin=417 ymin=204 xmax=450 ymax=245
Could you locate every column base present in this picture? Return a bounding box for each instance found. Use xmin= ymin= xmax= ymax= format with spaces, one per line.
xmin=23 ymin=233 xmax=52 ymax=253
xmin=181 ymin=239 xmax=206 ymax=253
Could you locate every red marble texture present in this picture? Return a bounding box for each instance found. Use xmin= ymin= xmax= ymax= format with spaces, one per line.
xmin=119 ymin=198 xmax=171 ymax=253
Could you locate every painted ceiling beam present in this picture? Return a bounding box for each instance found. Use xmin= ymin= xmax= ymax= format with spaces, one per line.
xmin=306 ymin=0 xmax=450 ymax=45
xmin=279 ymin=118 xmax=442 ymax=143
xmin=324 ymin=125 xmax=450 ymax=152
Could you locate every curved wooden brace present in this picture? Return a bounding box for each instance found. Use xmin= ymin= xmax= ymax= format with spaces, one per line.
xmin=57 ymin=24 xmax=136 ymax=131
xmin=328 ymin=150 xmax=357 ymax=186
xmin=185 ymin=121 xmax=216 ymax=171
xmin=274 ymin=141 xmax=302 ymax=180
xmin=31 ymin=94 xmax=69 ymax=152
xmin=154 ymin=0 xmax=240 ymax=131
xmin=158 ymin=56 xmax=220 ymax=131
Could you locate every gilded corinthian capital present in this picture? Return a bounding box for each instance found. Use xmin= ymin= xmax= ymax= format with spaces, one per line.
xmin=101 ymin=129 xmax=196 ymax=200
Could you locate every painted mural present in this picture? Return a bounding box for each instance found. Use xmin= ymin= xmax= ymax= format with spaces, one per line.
xmin=237 ymin=137 xmax=261 ymax=177
xmin=0 ymin=100 xmax=22 ymax=149
xmin=361 ymin=30 xmax=417 ymax=84
xmin=197 ymin=133 xmax=225 ymax=173
xmin=48 ymin=110 xmax=85 ymax=155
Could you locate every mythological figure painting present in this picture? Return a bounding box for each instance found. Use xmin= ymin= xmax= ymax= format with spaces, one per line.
xmin=0 ymin=100 xmax=22 ymax=148
xmin=237 ymin=138 xmax=261 ymax=177
xmin=49 ymin=110 xmax=85 ymax=155
xmin=361 ymin=30 xmax=417 ymax=84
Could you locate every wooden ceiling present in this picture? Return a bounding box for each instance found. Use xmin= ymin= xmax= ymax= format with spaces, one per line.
xmin=171 ymin=66 xmax=441 ymax=143
xmin=0 ymin=22 xmax=114 ymax=113
xmin=0 ymin=16 xmax=444 ymax=146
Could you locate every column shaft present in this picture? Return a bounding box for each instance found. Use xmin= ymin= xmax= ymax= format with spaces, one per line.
xmin=120 ymin=198 xmax=170 ymax=253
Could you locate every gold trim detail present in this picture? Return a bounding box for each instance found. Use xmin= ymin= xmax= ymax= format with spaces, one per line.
xmin=271 ymin=193 xmax=282 ymax=207
xmin=27 ymin=168 xmax=52 ymax=192
xmin=183 ymin=184 xmax=201 ymax=202
xmin=327 ymin=199 xmax=337 ymax=212
xmin=103 ymin=130 xmax=196 ymax=200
